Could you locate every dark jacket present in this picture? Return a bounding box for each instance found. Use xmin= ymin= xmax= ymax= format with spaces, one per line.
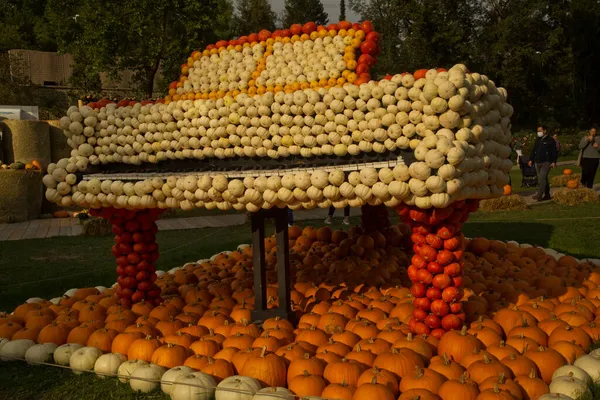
xmin=530 ymin=135 xmax=558 ymax=164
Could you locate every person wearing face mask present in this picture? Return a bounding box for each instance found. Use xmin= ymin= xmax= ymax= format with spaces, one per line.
xmin=529 ymin=126 xmax=557 ymax=201
xmin=578 ymin=126 xmax=600 ymax=188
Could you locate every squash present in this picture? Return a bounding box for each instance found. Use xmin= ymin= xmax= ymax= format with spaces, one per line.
xmin=130 ymin=363 xmax=166 ymax=393
xmin=171 ymin=372 xmax=217 ymax=400
xmin=69 ymin=346 xmax=103 ymax=375
xmin=24 ymin=343 xmax=57 ymax=365
xmin=94 ymin=353 xmax=126 ymax=378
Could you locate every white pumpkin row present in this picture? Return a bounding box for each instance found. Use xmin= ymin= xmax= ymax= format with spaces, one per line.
xmin=0 ymin=339 xmax=294 ymax=399
xmin=545 ymin=347 xmax=600 ymax=399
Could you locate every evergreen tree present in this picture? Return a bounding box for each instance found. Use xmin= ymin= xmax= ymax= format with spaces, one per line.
xmin=231 ymin=0 xmax=277 ymax=36
xmin=339 ymin=0 xmax=346 ymax=21
xmin=282 ymin=0 xmax=329 ymax=27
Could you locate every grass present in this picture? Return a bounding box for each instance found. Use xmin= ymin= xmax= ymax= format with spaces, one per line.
xmin=1 ymin=203 xmax=600 ymax=399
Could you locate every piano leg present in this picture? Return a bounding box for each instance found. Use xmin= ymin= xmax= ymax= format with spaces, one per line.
xmin=250 ymin=208 xmax=296 ymax=324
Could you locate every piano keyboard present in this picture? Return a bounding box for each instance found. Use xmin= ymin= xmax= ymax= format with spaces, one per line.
xmin=82 ymin=159 xmax=408 ymax=181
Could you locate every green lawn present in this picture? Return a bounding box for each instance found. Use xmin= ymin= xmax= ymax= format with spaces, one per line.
xmin=1 ymin=202 xmax=600 ymax=399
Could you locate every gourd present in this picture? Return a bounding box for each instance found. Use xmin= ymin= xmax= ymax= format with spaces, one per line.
xmin=171 ymin=372 xmax=217 ymax=400
xmin=118 ymin=359 xmax=149 ymax=383
xmin=574 ymin=353 xmax=600 ymax=381
xmin=252 ymin=387 xmax=295 ymax=400
xmin=551 ymin=365 xmax=591 ymax=386
xmin=54 ymin=343 xmax=83 ymax=365
xmin=24 ymin=343 xmax=57 ymax=365
xmin=0 ymin=339 xmax=35 ymax=361
xmin=130 ymin=363 xmax=166 ymax=393
xmin=216 ymin=375 xmax=262 ymax=400
xmin=548 ymin=376 xmax=590 ymax=399
xmin=69 ymin=346 xmax=102 ymax=375
xmin=94 ymin=353 xmax=126 ymax=378
xmin=162 ymin=366 xmax=194 ymax=394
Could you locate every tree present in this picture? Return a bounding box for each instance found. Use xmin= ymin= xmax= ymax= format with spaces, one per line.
xmin=339 ymin=0 xmax=346 ymax=21
xmin=231 ymin=0 xmax=277 ymax=36
xmin=349 ymin=0 xmax=411 ymax=75
xmin=282 ymin=0 xmax=329 ymax=27
xmin=46 ymin=0 xmax=232 ymax=98
xmin=0 ymin=0 xmax=56 ymax=52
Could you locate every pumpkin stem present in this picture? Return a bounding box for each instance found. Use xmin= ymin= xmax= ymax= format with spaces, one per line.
xmin=493 ymin=384 xmax=500 ymax=393
xmin=497 ymin=373 xmax=506 ymax=383
xmin=303 ymin=353 xmax=310 ymax=360
xmin=529 ymin=368 xmax=538 ymax=379
xmin=406 ymin=333 xmax=414 ymax=341
xmin=459 ymin=372 xmax=467 ymax=384
xmin=370 ymin=376 xmax=378 ymax=384
xmin=260 ymin=346 xmax=267 ymax=357
xmin=460 ymin=326 xmax=468 ymax=336
xmin=483 ymin=355 xmax=492 ymax=364
xmin=302 ymin=370 xmax=310 ymax=377
xmin=414 ymin=365 xmax=424 ymax=378
xmin=443 ymin=352 xmax=451 ymax=365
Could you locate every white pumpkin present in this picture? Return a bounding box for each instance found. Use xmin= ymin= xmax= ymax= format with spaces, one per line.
xmin=171 ymin=372 xmax=218 ymax=400
xmin=70 ymin=346 xmax=102 ymax=375
xmin=94 ymin=352 xmax=126 ymax=378
xmin=54 ymin=343 xmax=83 ymax=365
xmin=252 ymin=387 xmax=294 ymax=400
xmin=537 ymin=395 xmax=573 ymax=400
xmin=0 ymin=339 xmax=35 ymax=361
xmin=130 ymin=363 xmax=166 ymax=393
xmin=216 ymin=375 xmax=262 ymax=400
xmin=0 ymin=338 xmax=7 ymax=353
xmin=549 ymin=376 xmax=590 ymax=399
xmin=574 ymin=353 xmax=600 ymax=382
xmin=117 ymin=360 xmax=148 ymax=383
xmin=552 ymin=365 xmax=592 ymax=386
xmin=161 ymin=366 xmax=194 ymax=394
xmin=24 ymin=343 xmax=57 ymax=365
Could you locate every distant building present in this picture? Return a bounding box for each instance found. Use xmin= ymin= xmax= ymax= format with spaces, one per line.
xmin=7 ymin=49 xmax=163 ymax=97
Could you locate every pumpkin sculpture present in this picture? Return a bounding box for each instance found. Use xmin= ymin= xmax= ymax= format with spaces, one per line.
xmin=41 ymin=20 xmax=513 ymax=333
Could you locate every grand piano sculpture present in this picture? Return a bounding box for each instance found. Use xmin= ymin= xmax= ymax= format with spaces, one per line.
xmin=43 ymin=21 xmax=513 ymax=336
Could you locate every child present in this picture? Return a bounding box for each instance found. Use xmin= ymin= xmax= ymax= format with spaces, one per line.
xmin=325 ymin=205 xmax=350 ymax=225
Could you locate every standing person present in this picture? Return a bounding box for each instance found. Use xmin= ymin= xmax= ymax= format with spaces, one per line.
xmin=325 ymin=205 xmax=350 ymax=225
xmin=553 ymin=133 xmax=561 ymax=154
xmin=529 ymin=126 xmax=558 ymax=201
xmin=579 ymin=126 xmax=600 ymax=188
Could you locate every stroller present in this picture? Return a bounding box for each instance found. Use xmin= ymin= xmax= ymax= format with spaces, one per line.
xmin=518 ymin=154 xmax=538 ymax=188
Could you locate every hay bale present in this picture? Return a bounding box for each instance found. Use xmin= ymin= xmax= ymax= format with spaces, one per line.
xmin=551 ymin=173 xmax=581 ymax=187
xmin=47 ymin=120 xmax=71 ymax=162
xmin=553 ymin=188 xmax=600 ymax=206
xmin=0 ymin=170 xmax=44 ymax=223
xmin=479 ymin=195 xmax=529 ymax=211
xmin=81 ymin=217 xmax=113 ymax=236
xmin=0 ymin=120 xmax=51 ymax=169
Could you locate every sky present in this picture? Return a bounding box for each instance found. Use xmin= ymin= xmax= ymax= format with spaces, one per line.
xmin=267 ymin=0 xmax=361 ymax=23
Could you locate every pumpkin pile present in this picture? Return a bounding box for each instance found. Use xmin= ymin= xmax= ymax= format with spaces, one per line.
xmin=2 ymin=223 xmax=600 ymax=399
xmin=396 ymin=200 xmax=478 ymax=338
xmin=42 ymin=21 xmax=514 ymax=214
xmin=90 ymin=207 xmax=165 ymax=307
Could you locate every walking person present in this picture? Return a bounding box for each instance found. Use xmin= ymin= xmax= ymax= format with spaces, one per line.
xmin=325 ymin=205 xmax=350 ymax=225
xmin=578 ymin=126 xmax=600 ymax=189
xmin=529 ymin=125 xmax=558 ymax=201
